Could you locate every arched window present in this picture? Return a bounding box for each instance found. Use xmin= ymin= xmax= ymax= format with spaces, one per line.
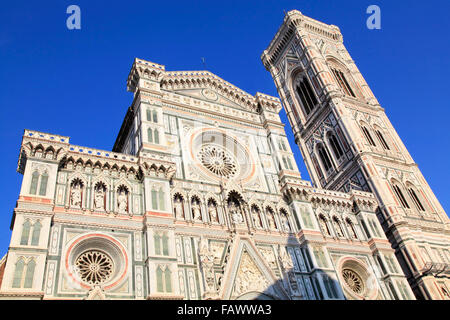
xmin=29 ymin=171 xmax=40 ymax=195
xmin=327 ymin=132 xmax=344 ymax=159
xmin=156 ymin=266 xmax=164 ymax=292
xmin=330 ymin=68 xmax=356 ymax=97
xmin=24 ymin=259 xmax=36 ymax=288
xmin=151 ymin=188 xmax=158 ymax=210
xmin=375 ymin=130 xmax=390 ymax=150
xmin=158 ymin=188 xmax=165 ymax=211
xmin=312 ymin=155 xmax=324 ymax=179
xmin=31 ymin=221 xmax=41 ymax=246
xmin=317 ymin=144 xmax=333 ymax=172
xmin=360 ymin=124 xmax=377 ymax=147
xmin=406 ymin=185 xmax=426 ymax=212
xmin=146 ymin=109 xmax=152 ymax=122
xmin=154 ymin=233 xmax=161 ymax=255
xmin=391 ymin=181 xmax=410 ymax=209
xmin=12 ymin=258 xmax=25 ymax=288
xmin=20 ymin=220 xmax=31 ymax=245
xmin=156 ymin=265 xmax=172 ymax=293
xmin=154 ymin=129 xmax=160 ymax=144
xmin=38 ymin=172 xmax=48 ymax=196
xmin=152 ymin=110 xmax=158 ymax=123
xmin=295 ymin=76 xmax=318 ymax=116
xmin=161 ymin=233 xmax=169 ymax=256
xmin=148 ymin=128 xmax=153 ymax=143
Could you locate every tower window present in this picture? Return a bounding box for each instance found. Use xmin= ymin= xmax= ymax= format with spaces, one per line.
xmin=392 ymin=183 xmax=410 ymax=209
xmin=295 ymin=76 xmax=318 ymax=116
xmin=360 ymin=125 xmax=376 ymax=147
xmin=375 ymin=130 xmax=390 ymax=150
xmin=317 ymin=144 xmax=333 ymax=172
xmin=407 ymin=187 xmax=425 ymax=212
xmin=331 ymin=68 xmax=356 ymax=97
xmin=328 ymin=132 xmax=344 ymax=159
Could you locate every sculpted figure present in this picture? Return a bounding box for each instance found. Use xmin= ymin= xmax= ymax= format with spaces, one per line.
xmin=117 ymin=190 xmax=127 ymax=213
xmin=208 ymin=201 xmax=218 ymax=223
xmin=192 ymin=202 xmax=202 ymax=221
xmin=229 ymin=202 xmax=243 ymax=224
xmin=174 ymin=196 xmax=184 ymax=219
xmin=94 ymin=188 xmax=105 ymax=210
xmin=70 ymin=184 xmax=82 ymax=207
xmin=252 ymin=207 xmax=262 ymax=228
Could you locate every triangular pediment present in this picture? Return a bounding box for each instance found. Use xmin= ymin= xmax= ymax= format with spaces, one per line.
xmin=220 ymin=237 xmax=289 ymax=300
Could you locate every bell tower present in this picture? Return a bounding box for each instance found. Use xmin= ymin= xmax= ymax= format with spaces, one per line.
xmin=262 ymin=10 xmax=450 ymax=300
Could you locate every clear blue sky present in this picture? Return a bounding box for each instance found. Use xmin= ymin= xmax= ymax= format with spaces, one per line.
xmin=0 ymin=1 xmax=449 ymax=256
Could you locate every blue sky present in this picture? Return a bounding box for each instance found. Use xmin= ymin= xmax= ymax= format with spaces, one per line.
xmin=0 ymin=1 xmax=449 ymax=256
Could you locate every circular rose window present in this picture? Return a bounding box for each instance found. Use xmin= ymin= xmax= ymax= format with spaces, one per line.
xmin=75 ymin=250 xmax=114 ymax=285
xmin=190 ymin=129 xmax=255 ymax=182
xmin=342 ymin=268 xmax=364 ymax=295
xmin=198 ymin=145 xmax=237 ymax=178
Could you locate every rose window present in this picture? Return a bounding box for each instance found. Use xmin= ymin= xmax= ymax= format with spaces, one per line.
xmin=198 ymin=145 xmax=237 ymax=178
xmin=342 ymin=269 xmax=364 ymax=294
xmin=75 ymin=250 xmax=114 ymax=285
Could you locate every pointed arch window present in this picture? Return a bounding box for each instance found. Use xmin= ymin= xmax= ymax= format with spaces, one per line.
xmin=156 ymin=265 xmax=172 ymax=293
xmin=29 ymin=171 xmax=39 ymax=195
xmin=12 ymin=258 xmax=25 ymax=288
xmin=31 ymin=221 xmax=41 ymax=246
xmin=407 ymin=186 xmax=425 ymax=212
xmin=391 ymin=182 xmax=410 ymax=209
xmin=327 ymin=132 xmax=344 ymax=159
xmin=375 ymin=130 xmax=390 ymax=150
xmin=20 ymin=220 xmax=32 ymax=245
xmin=12 ymin=258 xmax=36 ymax=289
xmin=24 ymin=259 xmax=36 ymax=288
xmin=295 ymin=76 xmax=318 ymax=116
xmin=148 ymin=128 xmax=153 ymax=143
xmin=151 ymin=188 xmax=158 ymax=210
xmin=331 ymin=68 xmax=356 ymax=97
xmin=38 ymin=172 xmax=48 ymax=196
xmin=154 ymin=129 xmax=160 ymax=144
xmin=29 ymin=170 xmax=48 ymax=196
xmin=158 ymin=188 xmax=165 ymax=211
xmin=317 ymin=144 xmax=333 ymax=172
xmin=360 ymin=125 xmax=376 ymax=147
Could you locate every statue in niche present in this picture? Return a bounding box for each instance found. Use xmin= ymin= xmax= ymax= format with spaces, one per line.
xmin=267 ymin=210 xmax=277 ymax=230
xmin=319 ymin=216 xmax=331 ymax=236
xmin=70 ymin=182 xmax=82 ymax=208
xmin=281 ymin=212 xmax=291 ymax=232
xmin=192 ymin=198 xmax=202 ymax=221
xmin=173 ymin=195 xmax=184 ymax=219
xmin=251 ymin=206 xmax=262 ymax=228
xmin=229 ymin=201 xmax=243 ymax=225
xmin=208 ymin=200 xmax=218 ymax=223
xmin=333 ymin=218 xmax=344 ymax=237
xmin=117 ymin=188 xmax=128 ymax=214
xmin=94 ymin=184 xmax=106 ymax=210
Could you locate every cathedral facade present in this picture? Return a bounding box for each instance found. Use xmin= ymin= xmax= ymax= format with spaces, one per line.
xmin=0 ymin=11 xmax=447 ymax=300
